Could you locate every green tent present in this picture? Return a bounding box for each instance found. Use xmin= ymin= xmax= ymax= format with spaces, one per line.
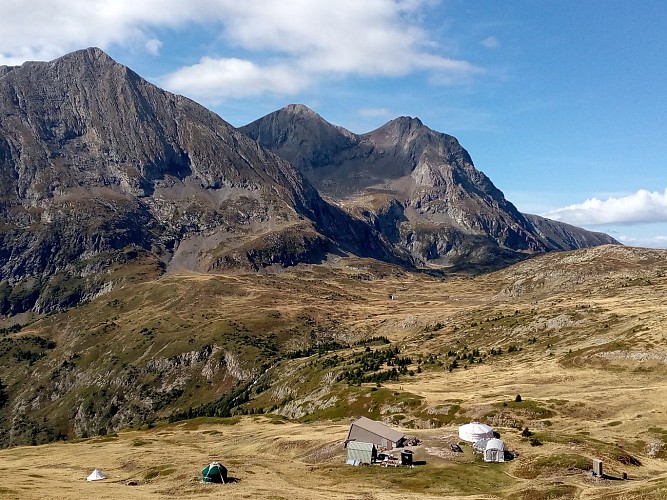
xmin=202 ymin=461 xmax=228 ymax=483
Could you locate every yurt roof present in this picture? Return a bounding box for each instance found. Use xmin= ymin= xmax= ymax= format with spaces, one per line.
xmin=458 ymin=421 xmax=494 ymax=442
xmin=460 ymin=422 xmax=493 ymax=433
xmin=485 ymin=438 xmax=505 ymax=450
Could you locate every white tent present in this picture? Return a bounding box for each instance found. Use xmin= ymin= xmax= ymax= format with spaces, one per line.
xmin=484 ymin=438 xmax=505 ymax=462
xmin=472 ymin=438 xmax=491 ymax=453
xmin=87 ymin=469 xmax=107 ymax=481
xmin=458 ymin=422 xmax=494 ymax=443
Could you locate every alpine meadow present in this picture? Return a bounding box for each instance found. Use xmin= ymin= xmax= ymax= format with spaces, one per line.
xmin=0 ymin=47 xmax=666 ymax=500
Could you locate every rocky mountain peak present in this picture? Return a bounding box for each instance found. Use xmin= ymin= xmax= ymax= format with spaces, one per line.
xmin=240 ymin=107 xmax=619 ymax=269
xmin=241 ymin=104 xmax=358 ymax=171
xmin=282 ymin=103 xmax=320 ymax=117
xmin=37 ymin=46 xmax=127 ymax=81
xmin=366 ymin=116 xmax=424 ymax=144
xmin=57 ymin=46 xmax=113 ymax=64
xmin=385 ymin=115 xmax=424 ymax=131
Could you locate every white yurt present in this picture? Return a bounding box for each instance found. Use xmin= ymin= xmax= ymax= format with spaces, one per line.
xmin=458 ymin=422 xmax=494 ymax=443
xmin=87 ymin=469 xmax=107 ymax=481
xmin=484 ymin=438 xmax=505 ymax=462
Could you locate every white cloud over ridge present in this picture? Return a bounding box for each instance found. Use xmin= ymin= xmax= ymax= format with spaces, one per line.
xmin=616 ymin=234 xmax=667 ymax=249
xmin=0 ymin=0 xmax=186 ymax=65
xmin=162 ymin=1 xmax=481 ymax=100
xmin=163 ymin=58 xmax=311 ymax=100
xmin=543 ymin=188 xmax=667 ymax=225
xmin=0 ymin=0 xmax=480 ymax=100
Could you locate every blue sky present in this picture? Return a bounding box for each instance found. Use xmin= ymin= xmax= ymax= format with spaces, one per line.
xmin=2 ymin=1 xmax=666 ymax=247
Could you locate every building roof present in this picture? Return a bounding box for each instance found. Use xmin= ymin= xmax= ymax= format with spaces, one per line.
xmin=349 ymin=416 xmax=405 ymax=443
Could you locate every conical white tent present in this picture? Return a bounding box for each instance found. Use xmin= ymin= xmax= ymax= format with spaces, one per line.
xmin=458 ymin=422 xmax=494 ymax=443
xmin=87 ymin=469 xmax=107 ymax=481
xmin=484 ymin=438 xmax=505 ymax=462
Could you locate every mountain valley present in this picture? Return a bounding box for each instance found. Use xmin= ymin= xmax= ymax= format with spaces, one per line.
xmin=0 ymin=48 xmax=615 ymax=319
xmin=0 ymin=244 xmax=666 ymax=499
xmin=0 ymin=48 xmax=663 ymax=499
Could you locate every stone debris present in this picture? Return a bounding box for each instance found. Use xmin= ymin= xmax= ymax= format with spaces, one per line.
xmin=404 ymin=436 xmax=421 ymax=446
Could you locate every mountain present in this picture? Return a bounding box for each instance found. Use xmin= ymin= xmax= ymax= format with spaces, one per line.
xmin=0 ymin=49 xmax=404 ymax=315
xmin=241 ymin=105 xmax=618 ymax=269
xmin=0 ymin=48 xmax=617 ymax=317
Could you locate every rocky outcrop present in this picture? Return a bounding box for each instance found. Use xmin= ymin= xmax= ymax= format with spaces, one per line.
xmin=241 ymin=106 xmax=618 ymax=269
xmin=240 ymin=104 xmax=358 ymax=173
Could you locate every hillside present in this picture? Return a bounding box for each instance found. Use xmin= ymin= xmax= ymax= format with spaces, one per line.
xmin=0 ymin=245 xmax=666 ymax=498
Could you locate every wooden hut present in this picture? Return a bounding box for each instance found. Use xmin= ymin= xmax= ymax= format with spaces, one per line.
xmin=346 ymin=417 xmax=406 ymax=450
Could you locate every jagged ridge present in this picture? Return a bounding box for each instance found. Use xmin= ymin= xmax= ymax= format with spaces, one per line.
xmin=241 ymin=105 xmax=618 ymax=268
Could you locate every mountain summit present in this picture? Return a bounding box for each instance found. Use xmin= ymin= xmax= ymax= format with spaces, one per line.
xmin=241 ymin=105 xmax=617 ymax=269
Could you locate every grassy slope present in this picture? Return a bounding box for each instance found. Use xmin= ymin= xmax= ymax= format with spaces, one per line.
xmin=1 ymin=245 xmax=667 ymax=498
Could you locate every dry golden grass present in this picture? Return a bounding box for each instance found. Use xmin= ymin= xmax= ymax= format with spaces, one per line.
xmin=1 ymin=245 xmax=667 ymax=499
xmin=0 ymin=418 xmax=505 ymax=500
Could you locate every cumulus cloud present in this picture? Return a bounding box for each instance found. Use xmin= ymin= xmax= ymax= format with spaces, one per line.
xmin=0 ymin=0 xmax=185 ymax=64
xmin=161 ymin=1 xmax=481 ymax=99
xmin=144 ymin=38 xmax=163 ymax=56
xmin=213 ymin=1 xmax=472 ymax=75
xmin=0 ymin=0 xmax=481 ymax=100
xmin=163 ymin=58 xmax=311 ymax=100
xmin=543 ymin=188 xmax=667 ymax=225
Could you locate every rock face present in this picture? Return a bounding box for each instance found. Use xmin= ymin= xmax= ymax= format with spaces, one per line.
xmin=241 ymin=105 xmax=618 ymax=269
xmin=0 ymin=49 xmax=402 ymax=315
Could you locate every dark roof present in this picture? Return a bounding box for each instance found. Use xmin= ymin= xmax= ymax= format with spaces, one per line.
xmin=348 ymin=417 xmax=405 ymax=442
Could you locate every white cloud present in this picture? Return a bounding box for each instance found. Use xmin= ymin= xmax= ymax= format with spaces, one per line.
xmin=160 ymin=1 xmax=481 ymax=100
xmin=162 ymin=1 xmax=481 ymax=100
xmin=0 ymin=0 xmax=183 ymax=64
xmin=358 ymin=107 xmax=392 ymax=119
xmin=543 ymin=188 xmax=667 ymax=225
xmin=0 ymin=1 xmax=481 ymax=100
xmin=616 ymin=234 xmax=667 ymax=249
xmin=214 ymin=1 xmax=471 ymax=76
xmin=144 ymin=38 xmax=163 ymax=56
xmin=480 ymin=36 xmax=500 ymax=49
xmin=163 ymin=58 xmax=311 ymax=100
